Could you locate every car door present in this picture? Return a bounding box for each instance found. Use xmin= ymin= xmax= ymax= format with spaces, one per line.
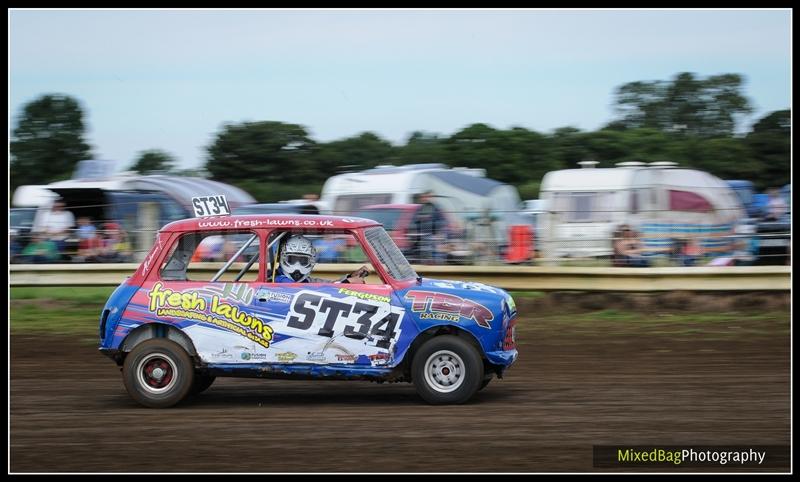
xmin=251 ymin=230 xmax=404 ymax=367
xmin=139 ymin=228 xmax=273 ymax=365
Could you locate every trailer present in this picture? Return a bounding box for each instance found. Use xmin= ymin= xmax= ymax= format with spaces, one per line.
xmin=12 ymin=160 xmax=256 ymax=260
xmin=319 ymin=163 xmax=522 ymax=232
xmin=538 ymin=161 xmax=746 ymax=260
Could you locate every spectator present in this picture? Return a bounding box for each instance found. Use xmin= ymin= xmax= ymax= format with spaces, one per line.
xmin=672 ymin=237 xmax=703 ymax=267
xmin=192 ymin=235 xmax=225 ymax=262
xmin=19 ymin=234 xmax=60 ymax=263
xmin=612 ymin=225 xmax=651 ymax=267
xmin=731 ymin=237 xmax=756 ymax=266
xmin=408 ymin=191 xmax=448 ymax=264
xmin=765 ymin=188 xmax=788 ymax=221
xmin=98 ymin=223 xmax=132 ymax=262
xmin=76 ymin=216 xmax=97 ymax=240
xmin=467 ymin=209 xmax=499 ymax=265
xmin=75 ymin=217 xmax=103 ymax=262
xmin=314 ymin=235 xmax=347 ymax=263
xmin=36 ymin=199 xmax=75 ymax=256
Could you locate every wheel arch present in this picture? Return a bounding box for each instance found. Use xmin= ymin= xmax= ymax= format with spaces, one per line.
xmin=399 ymin=325 xmax=485 ymax=381
xmin=118 ymin=323 xmax=198 ymax=365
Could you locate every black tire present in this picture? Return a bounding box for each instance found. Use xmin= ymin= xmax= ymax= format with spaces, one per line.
xmin=191 ymin=373 xmax=216 ymax=395
xmin=479 ymin=374 xmax=493 ymax=391
xmin=411 ymin=335 xmax=484 ymax=404
xmin=122 ymin=338 xmax=194 ymax=408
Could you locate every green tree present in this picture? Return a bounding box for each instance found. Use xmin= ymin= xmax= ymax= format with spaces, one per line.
xmin=613 ymin=72 xmax=752 ymax=137
xmin=205 ymin=121 xmax=317 ymax=184
xmin=444 ymin=124 xmax=555 ymax=184
xmin=745 ymin=109 xmax=790 ymax=190
xmin=549 ymin=127 xmax=593 ymax=168
xmin=396 ymin=131 xmax=448 ymax=166
xmin=313 ymin=132 xmax=395 ymax=174
xmin=10 ymin=94 xmax=92 ymax=189
xmin=130 ymin=149 xmax=177 ymax=174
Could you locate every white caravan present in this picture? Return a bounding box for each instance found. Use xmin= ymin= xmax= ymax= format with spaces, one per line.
xmin=319 ymin=163 xmax=523 ymax=232
xmin=537 ymin=161 xmax=746 ymax=259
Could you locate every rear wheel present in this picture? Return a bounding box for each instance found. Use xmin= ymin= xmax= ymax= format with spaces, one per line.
xmin=412 ymin=335 xmax=483 ymax=404
xmin=123 ymin=339 xmax=194 ymax=408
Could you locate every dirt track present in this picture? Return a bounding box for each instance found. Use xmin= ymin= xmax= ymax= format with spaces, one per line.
xmin=10 ymin=314 xmax=790 ymax=472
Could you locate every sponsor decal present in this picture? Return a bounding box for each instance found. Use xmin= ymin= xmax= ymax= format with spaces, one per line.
xmin=276 ymin=352 xmax=298 ymax=363
xmin=307 ymin=351 xmax=326 ymax=362
xmin=368 ymin=352 xmax=390 ymax=363
xmin=147 ymin=282 xmax=274 ymax=348
xmin=240 ymin=352 xmax=268 ymax=361
xmin=197 ymin=218 xmax=335 ymax=229
xmin=285 ymin=290 xmax=403 ymax=347
xmin=405 ymin=290 xmax=494 ymax=329
xmin=460 ymin=282 xmax=499 ymax=294
xmin=431 ymin=280 xmax=498 ymax=294
xmin=335 ymin=354 xmax=357 ymax=362
xmin=256 ymin=289 xmax=292 ymax=304
xmin=212 ymin=348 xmax=234 ymax=359
xmin=141 ymin=234 xmax=166 ymax=275
xmin=337 ymin=287 xmax=390 ymax=304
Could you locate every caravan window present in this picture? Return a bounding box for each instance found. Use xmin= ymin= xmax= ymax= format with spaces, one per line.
xmin=552 ymin=192 xmax=613 ymax=222
xmin=668 ymin=190 xmax=713 ymax=213
xmin=332 ymin=194 xmax=393 ymax=215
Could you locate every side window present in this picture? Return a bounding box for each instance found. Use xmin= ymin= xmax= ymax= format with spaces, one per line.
xmin=160 ymin=230 xmax=260 ymax=282
xmin=668 ymin=190 xmax=713 ymax=213
xmin=569 ymin=193 xmax=594 ymax=222
xmin=266 ymin=230 xmax=384 ymax=285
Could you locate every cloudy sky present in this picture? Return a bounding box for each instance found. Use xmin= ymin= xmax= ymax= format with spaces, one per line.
xmin=9 ymin=9 xmax=792 ymax=171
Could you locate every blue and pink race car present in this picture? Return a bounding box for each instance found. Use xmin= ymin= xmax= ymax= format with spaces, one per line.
xmin=99 ymin=207 xmax=518 ymax=407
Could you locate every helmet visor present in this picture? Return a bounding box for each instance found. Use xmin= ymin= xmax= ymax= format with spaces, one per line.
xmin=286 ymin=254 xmax=312 ymax=267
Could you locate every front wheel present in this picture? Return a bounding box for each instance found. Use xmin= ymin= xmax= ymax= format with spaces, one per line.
xmin=122 ymin=339 xmax=194 ymax=408
xmin=412 ymin=335 xmax=484 ymax=404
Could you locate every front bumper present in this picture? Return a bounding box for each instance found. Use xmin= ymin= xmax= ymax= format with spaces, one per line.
xmin=485 ymin=348 xmax=518 ymax=367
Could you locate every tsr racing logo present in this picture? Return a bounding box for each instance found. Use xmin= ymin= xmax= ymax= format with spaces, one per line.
xmin=405 ymin=290 xmax=493 ymax=328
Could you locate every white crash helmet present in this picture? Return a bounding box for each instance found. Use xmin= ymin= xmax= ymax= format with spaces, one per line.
xmin=279 ymin=234 xmax=317 ymax=282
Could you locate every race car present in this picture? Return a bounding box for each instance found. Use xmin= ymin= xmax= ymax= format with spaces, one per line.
xmin=98 ymin=200 xmax=518 ymax=407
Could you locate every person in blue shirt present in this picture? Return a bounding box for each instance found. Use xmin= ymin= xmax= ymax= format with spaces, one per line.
xmin=274 ymin=234 xmax=369 ymax=283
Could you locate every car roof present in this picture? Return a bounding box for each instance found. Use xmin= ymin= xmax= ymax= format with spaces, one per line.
xmin=160 ymin=214 xmax=381 ymax=233
xmin=232 ymin=203 xmax=320 ymax=214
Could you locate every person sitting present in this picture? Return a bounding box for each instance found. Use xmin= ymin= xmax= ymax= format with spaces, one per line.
xmin=764 ymin=188 xmax=788 ymax=221
xmin=97 ymin=223 xmax=132 ymax=262
xmin=612 ymin=225 xmax=651 ymax=267
xmin=672 ymin=237 xmax=702 ymax=267
xmin=273 ymin=234 xmax=369 ymax=283
xmin=75 ymin=217 xmax=103 ymax=262
xmin=19 ymin=234 xmax=60 ymax=263
xmin=36 ymin=199 xmax=75 ymax=258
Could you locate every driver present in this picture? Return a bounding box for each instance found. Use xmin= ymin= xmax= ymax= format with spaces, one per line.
xmin=274 ymin=234 xmax=369 ymax=284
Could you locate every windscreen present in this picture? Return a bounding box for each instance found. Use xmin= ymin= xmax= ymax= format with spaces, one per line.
xmin=364 ymin=226 xmax=417 ymax=281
